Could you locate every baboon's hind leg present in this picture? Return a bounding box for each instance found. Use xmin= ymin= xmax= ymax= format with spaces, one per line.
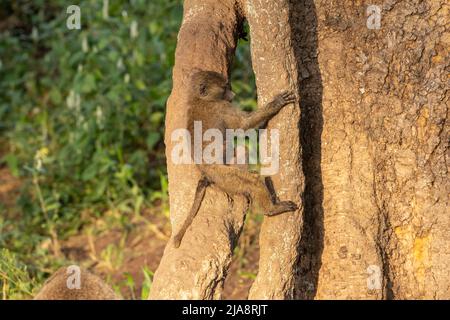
xmin=264 ymin=176 xmax=279 ymax=204
xmin=173 ymin=176 xmax=210 ymax=248
xmin=265 ymin=200 xmax=298 ymax=216
xmin=262 ymin=176 xmax=297 ymax=215
xmin=252 ymin=178 xmax=298 ymax=216
xmin=203 ymin=165 xmax=298 ymax=216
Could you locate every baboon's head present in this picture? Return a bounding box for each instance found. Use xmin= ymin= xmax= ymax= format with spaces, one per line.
xmin=189 ymin=70 xmax=235 ymax=102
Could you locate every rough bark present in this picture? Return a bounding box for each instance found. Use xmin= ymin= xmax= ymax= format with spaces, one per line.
xmin=294 ymin=0 xmax=449 ymax=299
xmin=151 ymin=0 xmax=449 ymax=300
xmin=150 ymin=0 xmax=304 ymax=299
xmin=149 ymin=0 xmax=247 ymax=299
xmin=242 ymin=0 xmax=304 ymax=300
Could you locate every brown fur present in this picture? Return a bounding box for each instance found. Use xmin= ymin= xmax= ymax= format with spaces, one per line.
xmin=173 ymin=70 xmax=298 ymax=248
xmin=34 ymin=267 xmax=121 ymax=300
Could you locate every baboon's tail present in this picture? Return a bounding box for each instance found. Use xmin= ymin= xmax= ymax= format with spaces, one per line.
xmin=172 ymin=176 xmax=210 ymax=248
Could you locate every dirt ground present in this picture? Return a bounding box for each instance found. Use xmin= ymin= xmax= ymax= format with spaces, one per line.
xmin=61 ymin=211 xmax=259 ymax=299
xmin=0 ymin=161 xmax=259 ymax=299
xmin=0 ymin=165 xmax=21 ymax=211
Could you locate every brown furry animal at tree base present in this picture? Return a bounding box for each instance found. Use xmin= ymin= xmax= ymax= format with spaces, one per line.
xmin=34 ymin=266 xmax=121 ymax=300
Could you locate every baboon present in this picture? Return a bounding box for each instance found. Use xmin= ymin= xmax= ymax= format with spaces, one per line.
xmin=172 ymin=70 xmax=298 ymax=248
xmin=34 ymin=266 xmax=121 ymax=300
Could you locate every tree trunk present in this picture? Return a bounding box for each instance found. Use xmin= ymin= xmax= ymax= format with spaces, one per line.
xmin=150 ymin=0 xmax=304 ymax=299
xmin=151 ymin=0 xmax=449 ymax=300
xmin=294 ymin=0 xmax=449 ymax=299
xmin=149 ymin=0 xmax=246 ymax=299
xmin=242 ymin=0 xmax=304 ymax=300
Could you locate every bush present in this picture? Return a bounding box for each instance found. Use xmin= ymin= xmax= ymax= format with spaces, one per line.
xmin=0 ymin=0 xmax=255 ymax=298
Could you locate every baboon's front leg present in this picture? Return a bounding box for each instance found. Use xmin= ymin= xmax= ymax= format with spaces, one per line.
xmin=241 ymin=91 xmax=296 ymax=129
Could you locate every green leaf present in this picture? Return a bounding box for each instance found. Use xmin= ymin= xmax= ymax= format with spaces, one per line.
xmin=140 ymin=267 xmax=153 ymax=300
xmin=80 ymin=74 xmax=97 ymax=93
xmin=92 ymin=178 xmax=109 ymax=200
xmin=81 ymin=162 xmax=98 ymax=181
xmin=135 ymin=79 xmax=146 ymax=90
xmin=150 ymin=111 xmax=164 ymax=126
xmin=146 ymin=132 xmax=160 ymax=150
xmin=49 ymin=88 xmax=62 ymax=105
xmin=3 ymin=153 xmax=20 ymax=177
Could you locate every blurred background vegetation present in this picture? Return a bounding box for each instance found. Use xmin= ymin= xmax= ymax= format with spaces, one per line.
xmin=0 ymin=0 xmax=257 ymax=299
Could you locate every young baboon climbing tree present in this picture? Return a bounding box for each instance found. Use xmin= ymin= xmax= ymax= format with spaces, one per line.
xmin=172 ymin=70 xmax=298 ymax=248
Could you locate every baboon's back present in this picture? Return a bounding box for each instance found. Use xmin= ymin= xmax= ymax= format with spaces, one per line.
xmin=34 ymin=267 xmax=120 ymax=300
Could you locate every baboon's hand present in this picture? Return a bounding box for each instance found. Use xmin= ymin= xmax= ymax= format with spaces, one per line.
xmin=269 ymin=91 xmax=296 ymax=110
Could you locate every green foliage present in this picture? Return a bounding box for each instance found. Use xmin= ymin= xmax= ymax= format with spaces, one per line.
xmin=140 ymin=266 xmax=153 ymax=300
xmin=121 ymin=266 xmax=153 ymax=300
xmin=0 ymin=0 xmax=256 ymax=299
xmin=1 ymin=0 xmax=181 ymax=225
xmin=1 ymin=0 xmax=180 ymax=261
xmin=0 ymin=0 xmax=183 ymax=298
xmin=231 ymin=22 xmax=257 ymax=111
xmin=0 ymin=249 xmax=37 ymax=299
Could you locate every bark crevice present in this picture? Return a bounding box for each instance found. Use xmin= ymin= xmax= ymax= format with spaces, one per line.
xmin=287 ymin=0 xmax=324 ymax=300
